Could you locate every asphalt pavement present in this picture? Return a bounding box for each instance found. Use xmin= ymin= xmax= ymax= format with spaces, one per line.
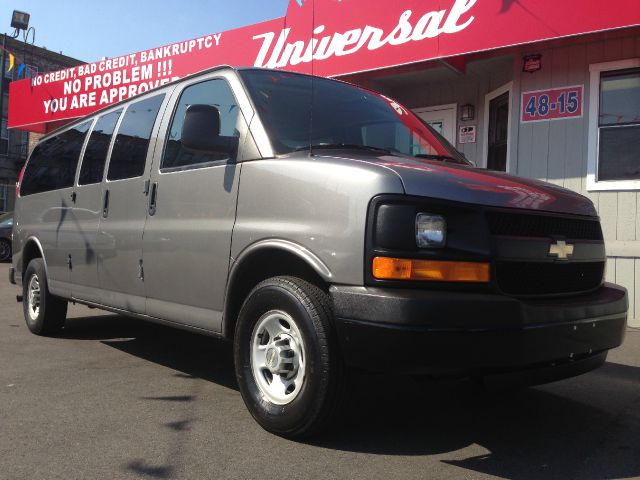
xmin=1 ymin=263 xmax=639 ymax=480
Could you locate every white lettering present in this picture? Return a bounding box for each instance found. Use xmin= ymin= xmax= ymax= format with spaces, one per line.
xmin=385 ymin=10 xmax=413 ymax=46
xmin=412 ymin=11 xmax=446 ymax=40
xmin=252 ymin=31 xmax=276 ymax=67
xmin=141 ymin=64 xmax=153 ymax=80
xmin=280 ymin=40 xmax=306 ymax=67
xmin=270 ymin=29 xmax=292 ymax=68
xmin=312 ymin=25 xmax=336 ymax=61
xmin=252 ymin=0 xmax=477 ymax=68
xmin=334 ymin=29 xmax=362 ymax=56
xmin=442 ymin=0 xmax=477 ymax=33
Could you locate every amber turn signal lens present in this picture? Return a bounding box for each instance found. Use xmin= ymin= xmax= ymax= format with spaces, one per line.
xmin=372 ymin=257 xmax=490 ymax=283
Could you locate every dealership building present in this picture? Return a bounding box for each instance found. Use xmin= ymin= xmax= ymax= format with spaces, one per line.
xmin=8 ymin=0 xmax=640 ymax=325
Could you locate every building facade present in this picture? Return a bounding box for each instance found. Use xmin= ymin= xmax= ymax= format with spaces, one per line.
xmin=0 ymin=35 xmax=82 ymax=212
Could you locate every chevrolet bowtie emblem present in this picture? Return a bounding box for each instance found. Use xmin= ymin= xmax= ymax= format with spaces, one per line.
xmin=549 ymin=240 xmax=574 ymax=260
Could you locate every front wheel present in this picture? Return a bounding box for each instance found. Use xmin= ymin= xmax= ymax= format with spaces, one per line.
xmin=234 ymin=276 xmax=346 ymax=438
xmin=23 ymin=258 xmax=68 ymax=335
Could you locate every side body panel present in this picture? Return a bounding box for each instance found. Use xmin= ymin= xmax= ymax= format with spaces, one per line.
xmin=232 ymin=157 xmax=405 ymax=286
xmin=93 ymin=94 xmax=172 ymax=313
xmin=95 ymin=175 xmax=149 ymax=312
xmin=13 ymin=189 xmax=71 ymax=296
xmin=69 ymin=181 xmax=106 ymax=302
xmin=143 ymin=71 xmax=255 ymax=332
xmin=143 ymin=163 xmax=242 ymax=330
xmin=68 ymin=114 xmax=103 ymax=302
xmin=49 ymin=185 xmax=78 ymax=296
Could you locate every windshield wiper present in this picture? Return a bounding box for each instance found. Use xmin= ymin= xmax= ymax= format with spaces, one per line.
xmin=414 ymin=154 xmax=464 ymax=164
xmin=294 ymin=143 xmax=391 ymax=154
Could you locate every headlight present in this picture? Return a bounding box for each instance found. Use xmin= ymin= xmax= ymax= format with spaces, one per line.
xmin=416 ymin=213 xmax=446 ymax=248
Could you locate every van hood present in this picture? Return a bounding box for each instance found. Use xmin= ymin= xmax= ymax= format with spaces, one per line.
xmin=321 ymin=153 xmax=598 ymax=217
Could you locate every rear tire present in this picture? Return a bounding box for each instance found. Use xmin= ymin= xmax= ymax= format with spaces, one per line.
xmin=234 ymin=276 xmax=346 ymax=438
xmin=0 ymin=239 xmax=11 ymax=262
xmin=23 ymin=258 xmax=67 ymax=336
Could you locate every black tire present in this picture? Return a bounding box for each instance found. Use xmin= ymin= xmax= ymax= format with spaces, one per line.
xmin=234 ymin=276 xmax=346 ymax=438
xmin=0 ymin=238 xmax=11 ymax=262
xmin=23 ymin=258 xmax=68 ymax=336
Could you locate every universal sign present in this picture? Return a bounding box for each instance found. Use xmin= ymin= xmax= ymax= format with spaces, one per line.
xmin=253 ymin=0 xmax=477 ymax=69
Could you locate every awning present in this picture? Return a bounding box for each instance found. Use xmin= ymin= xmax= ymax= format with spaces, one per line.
xmin=9 ymin=0 xmax=640 ymax=132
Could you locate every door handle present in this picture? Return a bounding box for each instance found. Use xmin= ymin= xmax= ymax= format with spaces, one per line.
xmin=148 ymin=182 xmax=158 ymax=216
xmin=102 ymin=189 xmax=110 ymax=218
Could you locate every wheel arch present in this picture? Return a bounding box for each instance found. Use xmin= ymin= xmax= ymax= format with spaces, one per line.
xmin=222 ymin=239 xmax=333 ymax=339
xmin=21 ymin=236 xmax=48 ymax=283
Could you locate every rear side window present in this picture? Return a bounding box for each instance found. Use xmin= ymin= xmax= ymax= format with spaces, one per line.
xmin=162 ymin=79 xmax=240 ymax=171
xmin=79 ymin=110 xmax=122 ymax=185
xmin=107 ymin=95 xmax=165 ymax=181
xmin=20 ymin=121 xmax=91 ymax=196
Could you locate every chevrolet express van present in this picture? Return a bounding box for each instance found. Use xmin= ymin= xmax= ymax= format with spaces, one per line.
xmin=10 ymin=67 xmax=627 ymax=438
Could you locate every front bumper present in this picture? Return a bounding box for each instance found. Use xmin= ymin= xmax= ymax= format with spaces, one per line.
xmin=330 ymin=283 xmax=627 ymax=379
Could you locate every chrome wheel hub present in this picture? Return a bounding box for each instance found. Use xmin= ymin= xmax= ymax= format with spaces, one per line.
xmin=27 ymin=274 xmax=41 ymax=321
xmin=264 ymin=333 xmax=297 ymax=377
xmin=250 ymin=311 xmax=306 ymax=405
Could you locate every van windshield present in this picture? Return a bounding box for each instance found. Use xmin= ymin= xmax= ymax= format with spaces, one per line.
xmin=239 ymin=69 xmax=468 ymax=165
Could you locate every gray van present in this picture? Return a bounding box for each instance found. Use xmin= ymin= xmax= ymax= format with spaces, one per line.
xmin=10 ymin=67 xmax=627 ymax=438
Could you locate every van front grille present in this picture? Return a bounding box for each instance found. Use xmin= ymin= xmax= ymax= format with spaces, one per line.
xmin=487 ymin=213 xmax=603 ymax=240
xmin=496 ymin=261 xmax=605 ymax=296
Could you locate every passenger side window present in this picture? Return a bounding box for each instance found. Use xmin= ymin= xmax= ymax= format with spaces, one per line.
xmin=20 ymin=121 xmax=91 ymax=196
xmin=79 ymin=110 xmax=122 ymax=185
xmin=162 ymin=79 xmax=240 ymax=171
xmin=107 ymin=95 xmax=165 ymax=181
xmin=597 ymin=68 xmax=640 ymax=181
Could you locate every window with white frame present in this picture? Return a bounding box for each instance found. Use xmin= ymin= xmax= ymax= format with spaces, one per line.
xmin=588 ymin=59 xmax=640 ymax=190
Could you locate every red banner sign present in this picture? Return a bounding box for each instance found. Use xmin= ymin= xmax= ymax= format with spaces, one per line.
xmin=521 ymin=85 xmax=584 ymax=123
xmin=8 ymin=0 xmax=640 ymax=132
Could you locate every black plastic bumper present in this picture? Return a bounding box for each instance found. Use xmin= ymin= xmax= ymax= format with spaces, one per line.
xmin=330 ymin=283 xmax=627 ymax=378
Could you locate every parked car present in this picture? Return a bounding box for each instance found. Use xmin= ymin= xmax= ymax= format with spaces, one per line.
xmin=10 ymin=67 xmax=627 ymax=438
xmin=0 ymin=211 xmax=13 ymax=262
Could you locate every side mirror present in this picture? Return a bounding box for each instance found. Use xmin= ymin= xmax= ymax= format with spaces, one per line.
xmin=181 ymin=104 xmax=238 ymax=156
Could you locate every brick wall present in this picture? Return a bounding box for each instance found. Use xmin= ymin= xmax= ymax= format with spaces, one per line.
xmin=27 ymin=132 xmax=44 ymax=155
xmin=0 ymin=35 xmax=83 ymax=195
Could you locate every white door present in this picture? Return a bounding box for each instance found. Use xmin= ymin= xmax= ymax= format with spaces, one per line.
xmin=413 ymin=104 xmax=457 ymax=145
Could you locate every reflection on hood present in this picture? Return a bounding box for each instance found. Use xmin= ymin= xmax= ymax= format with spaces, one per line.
xmin=364 ymin=154 xmax=596 ymax=217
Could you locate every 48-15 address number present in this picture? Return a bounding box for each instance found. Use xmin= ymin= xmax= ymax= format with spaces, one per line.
xmin=525 ymin=91 xmax=579 ymax=117
xmin=521 ymin=85 xmax=583 ymax=122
